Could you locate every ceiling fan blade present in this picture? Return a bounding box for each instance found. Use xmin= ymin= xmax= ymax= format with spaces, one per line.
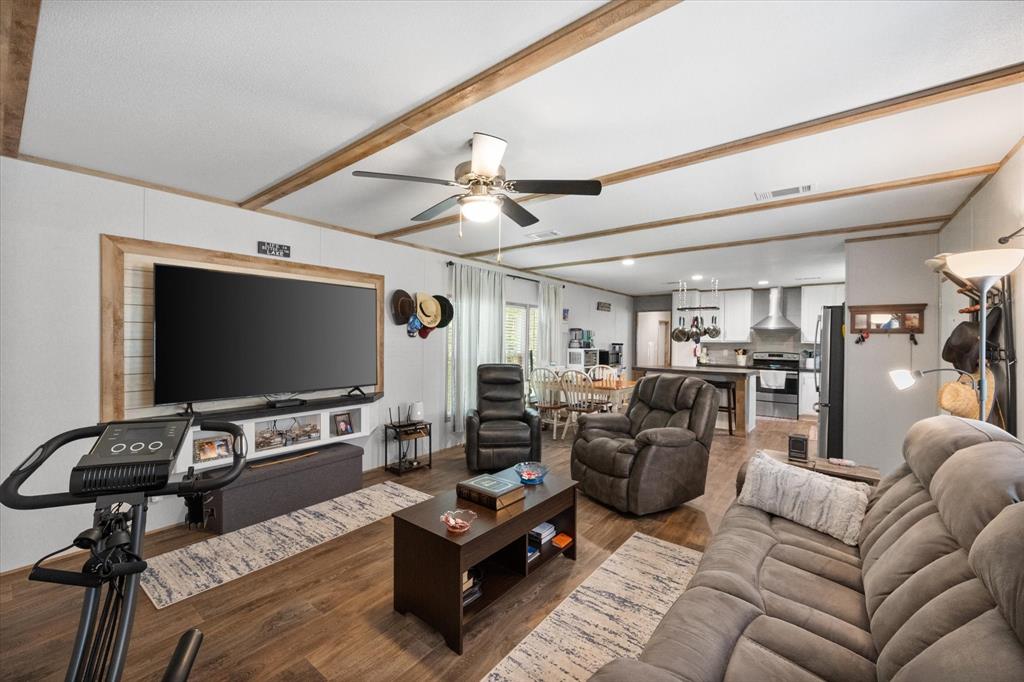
xmin=470 ymin=132 xmax=508 ymax=177
xmin=505 ymin=179 xmax=602 ymax=196
xmin=498 ymin=195 xmax=539 ymax=227
xmin=411 ymin=194 xmax=464 ymax=221
xmin=353 ymin=170 xmax=460 ymax=187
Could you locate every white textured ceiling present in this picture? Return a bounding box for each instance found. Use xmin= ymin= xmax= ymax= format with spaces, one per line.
xmin=17 ymin=0 xmax=1024 ymax=295
xmin=544 ymin=227 xmax=942 ymax=296
xmin=21 ymin=0 xmax=602 ymax=199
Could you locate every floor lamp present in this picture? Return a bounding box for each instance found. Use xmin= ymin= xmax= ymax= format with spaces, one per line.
xmin=944 ymin=249 xmax=1024 ymax=420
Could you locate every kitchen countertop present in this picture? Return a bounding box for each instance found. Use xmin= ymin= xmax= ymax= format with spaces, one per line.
xmin=634 ymin=365 xmax=757 ymax=377
xmin=696 ymin=361 xmax=817 ymax=373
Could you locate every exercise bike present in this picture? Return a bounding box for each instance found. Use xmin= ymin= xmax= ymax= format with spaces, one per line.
xmin=0 ymin=416 xmax=247 ymax=682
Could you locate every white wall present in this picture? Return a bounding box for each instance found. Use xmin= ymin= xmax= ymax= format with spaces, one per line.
xmin=939 ymin=145 xmax=1024 ymax=432
xmin=0 ymin=157 xmax=632 ymax=571
xmin=844 ymin=234 xmax=940 ymax=472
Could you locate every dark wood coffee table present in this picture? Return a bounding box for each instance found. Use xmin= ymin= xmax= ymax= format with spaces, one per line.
xmin=392 ymin=467 xmax=577 ymax=654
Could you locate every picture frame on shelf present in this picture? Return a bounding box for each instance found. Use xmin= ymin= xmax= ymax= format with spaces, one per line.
xmin=193 ymin=435 xmax=232 ymax=463
xmin=334 ymin=412 xmax=354 ymax=435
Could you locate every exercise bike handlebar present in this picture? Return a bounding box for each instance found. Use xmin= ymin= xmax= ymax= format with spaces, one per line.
xmin=0 ymin=420 xmax=247 ymax=510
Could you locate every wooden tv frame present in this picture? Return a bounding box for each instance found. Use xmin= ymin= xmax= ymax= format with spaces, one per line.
xmin=99 ymin=234 xmax=384 ymax=421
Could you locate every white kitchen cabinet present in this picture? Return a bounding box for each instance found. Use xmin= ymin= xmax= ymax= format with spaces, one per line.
xmin=704 ymin=289 xmax=752 ymax=343
xmin=799 ymin=284 xmax=845 ymax=343
xmin=799 ymin=372 xmax=819 ymax=416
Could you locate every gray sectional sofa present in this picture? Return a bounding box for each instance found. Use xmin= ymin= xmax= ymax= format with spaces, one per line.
xmin=592 ymin=415 xmax=1024 ymax=681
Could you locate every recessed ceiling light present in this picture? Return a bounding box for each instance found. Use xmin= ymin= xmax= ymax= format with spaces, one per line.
xmin=621 ymin=258 xmax=636 ymax=266
xmin=758 ymin=280 xmax=769 ymax=285
xmin=691 ymin=274 xmax=703 ymax=281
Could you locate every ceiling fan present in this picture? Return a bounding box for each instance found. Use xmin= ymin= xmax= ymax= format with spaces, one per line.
xmin=352 ymin=132 xmax=602 ymax=228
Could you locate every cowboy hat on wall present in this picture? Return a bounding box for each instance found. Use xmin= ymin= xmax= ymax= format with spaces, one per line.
xmin=390 ymin=290 xmax=453 ymax=339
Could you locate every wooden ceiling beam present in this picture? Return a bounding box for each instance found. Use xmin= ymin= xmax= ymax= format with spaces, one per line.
xmin=238 ymin=0 xmax=678 ymax=210
xmin=461 ymin=164 xmax=997 ymax=259
xmin=844 ymin=228 xmax=940 ymax=244
xmin=1 ymin=0 xmax=41 ymax=157
xmin=380 ymin=61 xmax=1024 ymax=241
xmin=528 ymin=216 xmax=949 ymax=270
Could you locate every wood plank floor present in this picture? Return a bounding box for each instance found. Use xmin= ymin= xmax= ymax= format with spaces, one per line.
xmin=0 ymin=418 xmax=812 ymax=681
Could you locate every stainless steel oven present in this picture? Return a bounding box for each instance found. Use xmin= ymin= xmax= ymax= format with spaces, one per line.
xmin=752 ymin=352 xmax=800 ymax=420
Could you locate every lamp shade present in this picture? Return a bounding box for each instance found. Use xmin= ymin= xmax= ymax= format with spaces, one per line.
xmin=889 ymin=369 xmax=919 ymax=391
xmin=945 ymin=249 xmax=1024 ymax=279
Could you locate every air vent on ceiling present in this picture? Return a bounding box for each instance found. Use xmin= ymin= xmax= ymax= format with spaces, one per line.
xmin=795 ymin=276 xmax=823 ymax=281
xmin=524 ymin=230 xmax=561 ymax=241
xmin=754 ymin=184 xmax=813 ymax=202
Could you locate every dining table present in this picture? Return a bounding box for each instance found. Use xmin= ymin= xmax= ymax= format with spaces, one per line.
xmin=538 ymin=377 xmax=637 ymax=412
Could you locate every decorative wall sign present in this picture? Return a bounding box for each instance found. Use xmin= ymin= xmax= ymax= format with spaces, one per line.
xmin=596 ymin=301 xmax=612 ymax=312
xmin=258 ymin=241 xmax=291 ymax=258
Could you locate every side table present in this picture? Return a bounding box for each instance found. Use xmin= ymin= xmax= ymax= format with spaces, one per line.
xmin=384 ymin=421 xmax=432 ymax=475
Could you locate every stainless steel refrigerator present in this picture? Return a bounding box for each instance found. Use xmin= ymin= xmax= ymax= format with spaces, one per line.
xmin=815 ymin=304 xmax=844 ymax=459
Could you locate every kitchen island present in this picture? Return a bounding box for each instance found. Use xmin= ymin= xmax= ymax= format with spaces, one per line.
xmin=633 ymin=365 xmax=757 ymax=436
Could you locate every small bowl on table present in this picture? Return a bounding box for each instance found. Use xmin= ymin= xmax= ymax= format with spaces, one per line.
xmin=440 ymin=509 xmax=477 ymax=534
xmin=513 ymin=461 xmax=549 ymax=485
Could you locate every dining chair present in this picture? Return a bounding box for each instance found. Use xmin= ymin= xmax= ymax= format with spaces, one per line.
xmin=587 ymin=364 xmax=617 ymax=412
xmin=528 ymin=367 xmax=566 ymax=437
xmin=559 ymin=369 xmax=597 ymax=439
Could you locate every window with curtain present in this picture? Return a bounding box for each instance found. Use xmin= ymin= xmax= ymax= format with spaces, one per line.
xmin=504 ymin=303 xmax=538 ymax=377
xmin=445 ymin=262 xmax=505 ymax=431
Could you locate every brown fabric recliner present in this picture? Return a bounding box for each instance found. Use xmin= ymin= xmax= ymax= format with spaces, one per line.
xmin=571 ymin=374 xmax=719 ymax=515
xmin=591 ymin=415 xmax=1024 ymax=681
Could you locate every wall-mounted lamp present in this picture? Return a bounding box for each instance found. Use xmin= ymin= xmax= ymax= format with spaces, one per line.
xmin=889 ymin=368 xmax=976 ymax=392
xmin=944 ymin=249 xmax=1024 ymax=419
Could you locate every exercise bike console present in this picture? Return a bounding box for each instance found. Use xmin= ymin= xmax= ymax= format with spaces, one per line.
xmin=70 ymin=418 xmax=191 ymax=495
xmin=1 ymin=417 xmax=247 ymax=681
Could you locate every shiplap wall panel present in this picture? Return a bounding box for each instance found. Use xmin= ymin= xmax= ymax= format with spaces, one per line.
xmin=123 ymin=261 xmax=155 ymax=414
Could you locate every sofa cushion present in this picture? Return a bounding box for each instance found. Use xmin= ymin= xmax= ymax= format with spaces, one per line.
xmin=738 ymin=451 xmax=870 ymax=545
xmin=477 ymin=419 xmax=530 ymax=446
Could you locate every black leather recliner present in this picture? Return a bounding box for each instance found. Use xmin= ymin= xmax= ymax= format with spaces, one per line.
xmin=571 ymin=373 xmax=719 ymax=515
xmin=466 ymin=364 xmax=541 ymax=471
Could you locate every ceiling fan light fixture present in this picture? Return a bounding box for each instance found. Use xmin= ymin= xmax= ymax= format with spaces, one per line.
xmin=459 ymin=195 xmax=501 ymax=223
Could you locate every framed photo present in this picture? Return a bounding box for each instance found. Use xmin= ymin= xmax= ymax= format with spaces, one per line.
xmin=193 ymin=435 xmax=232 ymax=463
xmin=334 ymin=412 xmax=354 ymax=435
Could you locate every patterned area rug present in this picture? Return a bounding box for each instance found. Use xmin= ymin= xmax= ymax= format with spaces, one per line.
xmin=140 ymin=481 xmax=431 ymax=609
xmin=484 ymin=532 xmax=702 ymax=681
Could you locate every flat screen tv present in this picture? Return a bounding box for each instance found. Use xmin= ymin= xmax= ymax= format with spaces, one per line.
xmin=153 ymin=264 xmax=377 ymax=405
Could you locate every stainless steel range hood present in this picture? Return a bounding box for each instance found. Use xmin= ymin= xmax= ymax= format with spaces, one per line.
xmin=751 ymin=287 xmax=799 ymax=332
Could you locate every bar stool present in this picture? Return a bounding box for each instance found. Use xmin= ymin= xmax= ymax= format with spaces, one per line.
xmin=708 ymin=379 xmax=736 ymax=435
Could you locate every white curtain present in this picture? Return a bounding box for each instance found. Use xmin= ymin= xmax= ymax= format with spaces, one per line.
xmin=448 ymin=262 xmax=505 ymax=432
xmin=537 ymin=282 xmax=564 ymax=368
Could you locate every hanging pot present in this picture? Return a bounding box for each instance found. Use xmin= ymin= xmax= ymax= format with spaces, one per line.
xmin=708 ymin=315 xmax=721 ymax=339
xmin=690 ymin=316 xmax=702 ymax=344
xmin=671 ymin=316 xmax=688 ymax=343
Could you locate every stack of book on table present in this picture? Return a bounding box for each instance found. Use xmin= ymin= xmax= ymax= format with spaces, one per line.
xmin=530 ymin=521 xmax=556 ymax=546
xmin=456 ymin=474 xmax=525 ymax=510
xmin=462 ymin=568 xmax=482 ymax=607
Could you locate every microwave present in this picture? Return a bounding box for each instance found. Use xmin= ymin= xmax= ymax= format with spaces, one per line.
xmin=567 ymin=348 xmax=599 ymax=369
xmin=599 ymin=350 xmax=622 ymax=366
